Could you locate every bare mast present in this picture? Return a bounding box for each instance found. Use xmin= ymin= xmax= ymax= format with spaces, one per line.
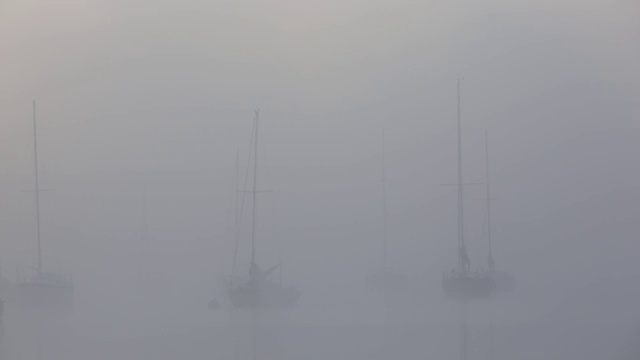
xmin=140 ymin=186 xmax=147 ymax=276
xmin=381 ymin=127 xmax=388 ymax=271
xmin=250 ymin=112 xmax=259 ymax=360
xmin=457 ymin=80 xmax=468 ymax=274
xmin=250 ymin=111 xmax=259 ymax=276
xmin=32 ymin=100 xmax=42 ymax=274
xmin=485 ymin=130 xmax=495 ymax=272
xmin=231 ymin=149 xmax=240 ymax=281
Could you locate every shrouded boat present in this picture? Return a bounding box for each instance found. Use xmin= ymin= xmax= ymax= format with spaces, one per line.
xmin=442 ymin=82 xmax=494 ymax=301
xmin=224 ymin=111 xmax=300 ymax=309
xmin=227 ymin=263 xmax=300 ymax=308
xmin=443 ymin=270 xmax=494 ymax=300
xmin=19 ymin=101 xmax=74 ymax=312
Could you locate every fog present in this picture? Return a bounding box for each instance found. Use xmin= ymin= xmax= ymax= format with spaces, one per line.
xmin=0 ymin=0 xmax=638 ymax=359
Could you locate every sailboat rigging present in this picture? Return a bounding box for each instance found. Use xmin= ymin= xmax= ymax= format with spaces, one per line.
xmin=18 ymin=100 xmax=73 ymax=311
xmin=442 ymin=81 xmax=494 ymax=301
xmin=225 ymin=111 xmax=300 ymax=308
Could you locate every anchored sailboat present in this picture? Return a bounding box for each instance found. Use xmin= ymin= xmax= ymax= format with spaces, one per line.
xmin=18 ymin=101 xmax=73 ymax=311
xmin=442 ymin=82 xmax=494 ymax=301
xmin=225 ymin=111 xmax=300 ymax=308
xmin=366 ymin=127 xmax=407 ymax=293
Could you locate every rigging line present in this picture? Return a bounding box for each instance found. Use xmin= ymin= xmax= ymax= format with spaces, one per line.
xmin=381 ymin=123 xmax=392 ymax=360
xmin=233 ymin=119 xmax=256 ymax=279
xmin=230 ymin=150 xmax=240 ymax=277
xmin=221 ymin=156 xmax=236 ymax=276
xmin=381 ymin=125 xmax=389 ymax=272
xmin=140 ymin=186 xmax=148 ymax=277
xmin=232 ymin=118 xmax=256 ymax=281
xmin=485 ymin=130 xmax=494 ymax=271
xmin=259 ymin=119 xmax=284 ymax=276
xmin=33 ymin=100 xmax=42 ymax=273
xmin=250 ymin=111 xmax=259 ymax=270
xmin=456 ymin=79 xmax=465 ymax=272
xmin=457 ymin=195 xmax=490 ymax=270
xmin=468 ymin=204 xmax=489 ymax=269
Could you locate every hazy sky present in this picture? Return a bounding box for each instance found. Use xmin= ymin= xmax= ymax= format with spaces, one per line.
xmin=0 ymin=2 xmax=638 ymax=355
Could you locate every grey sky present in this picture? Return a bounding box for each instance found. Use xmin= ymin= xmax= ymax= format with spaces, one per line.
xmin=0 ymin=0 xmax=638 ymax=358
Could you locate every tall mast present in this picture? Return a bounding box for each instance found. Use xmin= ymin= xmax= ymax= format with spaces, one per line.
xmin=457 ymin=80 xmax=467 ymax=273
xmin=231 ymin=149 xmax=240 ymax=281
xmin=485 ymin=130 xmax=494 ymax=272
xmin=234 ymin=149 xmax=240 ymax=250
xmin=250 ymin=111 xmax=259 ymax=272
xmin=32 ymin=100 xmax=42 ymax=274
xmin=140 ymin=185 xmax=147 ymax=275
xmin=486 ymin=130 xmax=495 ymax=360
xmin=381 ymin=127 xmax=388 ymax=271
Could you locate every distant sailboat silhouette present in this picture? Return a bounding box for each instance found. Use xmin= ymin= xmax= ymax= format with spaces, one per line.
xmin=226 ymin=111 xmax=300 ymax=308
xmin=442 ymin=82 xmax=494 ymax=301
xmin=18 ymin=101 xmax=73 ymax=312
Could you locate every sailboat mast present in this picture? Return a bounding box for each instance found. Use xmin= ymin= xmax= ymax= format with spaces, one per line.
xmin=457 ymin=80 xmax=466 ymax=273
xmin=251 ymin=111 xmax=259 ymax=271
xmin=231 ymin=149 xmax=240 ymax=281
xmin=381 ymin=127 xmax=388 ymax=271
xmin=234 ymin=149 xmax=240 ymax=248
xmin=32 ymin=100 xmax=42 ymax=274
xmin=140 ymin=186 xmax=148 ymax=275
xmin=485 ymin=130 xmax=494 ymax=272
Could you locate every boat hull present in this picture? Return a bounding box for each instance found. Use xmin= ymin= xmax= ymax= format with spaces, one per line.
xmin=442 ymin=272 xmax=494 ymax=300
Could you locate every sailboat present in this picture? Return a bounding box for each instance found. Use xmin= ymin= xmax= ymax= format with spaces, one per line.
xmin=483 ymin=131 xmax=515 ymax=293
xmin=442 ymin=82 xmax=494 ymax=300
xmin=366 ymin=128 xmax=407 ymax=293
xmin=225 ymin=111 xmax=300 ymax=308
xmin=18 ymin=101 xmax=74 ymax=311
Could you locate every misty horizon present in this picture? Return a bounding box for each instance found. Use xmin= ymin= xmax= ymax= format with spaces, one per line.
xmin=0 ymin=0 xmax=639 ymax=359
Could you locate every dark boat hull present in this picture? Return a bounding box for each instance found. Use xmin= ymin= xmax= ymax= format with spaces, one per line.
xmin=442 ymin=272 xmax=494 ymax=300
